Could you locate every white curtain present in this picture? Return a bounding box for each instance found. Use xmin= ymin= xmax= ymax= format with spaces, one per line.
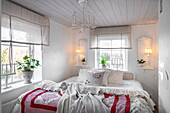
xmin=90 ymin=26 xmax=131 ymax=49
xmin=1 ymin=13 xmax=10 ymax=41
xmin=1 ymin=0 xmax=50 ymax=45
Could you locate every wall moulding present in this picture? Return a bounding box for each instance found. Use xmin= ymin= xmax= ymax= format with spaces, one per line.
xmin=137 ymin=35 xmax=153 ymax=69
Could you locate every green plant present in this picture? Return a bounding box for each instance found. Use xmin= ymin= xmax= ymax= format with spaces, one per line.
xmin=81 ymin=57 xmax=86 ymax=62
xmin=1 ymin=48 xmax=8 ymax=63
xmin=16 ymin=55 xmax=40 ymax=72
xmin=137 ymin=59 xmax=146 ymax=64
xmin=97 ymin=55 xmax=109 ymax=66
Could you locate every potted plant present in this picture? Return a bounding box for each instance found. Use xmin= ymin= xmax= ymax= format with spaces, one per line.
xmin=97 ymin=56 xmax=109 ymax=69
xmin=16 ymin=55 xmax=40 ymax=84
xmin=137 ymin=59 xmax=146 ymax=67
xmin=81 ymin=57 xmax=86 ymax=65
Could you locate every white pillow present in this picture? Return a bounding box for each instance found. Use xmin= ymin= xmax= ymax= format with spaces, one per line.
xmin=77 ymin=69 xmax=88 ymax=83
xmin=77 ymin=69 xmax=105 ymax=85
xmin=103 ymin=70 xmax=111 ymax=86
xmin=107 ymin=70 xmax=124 ymax=85
xmin=87 ymin=70 xmax=105 ymax=85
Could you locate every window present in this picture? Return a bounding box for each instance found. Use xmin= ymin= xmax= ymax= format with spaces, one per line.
xmin=90 ymin=27 xmax=131 ymax=71
xmin=1 ymin=1 xmax=49 ymax=90
xmin=1 ymin=41 xmax=42 ymax=88
xmin=1 ymin=17 xmax=43 ymax=88
xmin=95 ymin=39 xmax=128 ymax=71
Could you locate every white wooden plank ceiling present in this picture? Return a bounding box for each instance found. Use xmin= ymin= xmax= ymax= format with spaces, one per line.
xmin=10 ymin=0 xmax=159 ymax=27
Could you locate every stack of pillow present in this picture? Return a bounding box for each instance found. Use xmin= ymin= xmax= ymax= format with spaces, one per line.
xmin=77 ymin=69 xmax=124 ymax=86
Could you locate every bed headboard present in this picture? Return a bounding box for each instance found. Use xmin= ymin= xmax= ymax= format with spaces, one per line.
xmin=123 ymin=72 xmax=134 ymax=80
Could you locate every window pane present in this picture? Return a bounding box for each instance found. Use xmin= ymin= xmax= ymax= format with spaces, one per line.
xmin=1 ymin=75 xmax=5 ymax=86
xmin=13 ymin=44 xmax=29 ymax=63
xmin=95 ymin=46 xmax=128 ymax=71
xmin=111 ymin=50 xmax=122 ymax=58
xmin=99 ymin=50 xmax=111 ymax=59
xmin=32 ymin=45 xmax=42 ymax=81
xmin=13 ymin=44 xmax=29 ymax=82
xmin=106 ymin=61 xmax=111 ymax=68
xmin=1 ymin=44 xmax=10 ymax=64
xmin=1 ymin=43 xmax=10 ymax=86
xmin=1 ymin=27 xmax=10 ymax=40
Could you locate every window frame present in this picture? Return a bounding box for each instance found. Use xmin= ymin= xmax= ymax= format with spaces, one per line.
xmin=1 ymin=42 xmax=33 ymax=89
xmin=95 ymin=39 xmax=128 ymax=71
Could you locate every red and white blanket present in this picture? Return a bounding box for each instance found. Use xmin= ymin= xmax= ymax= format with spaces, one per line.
xmin=21 ymin=88 xmax=62 ymax=113
xmin=21 ymin=89 xmax=130 ymax=113
xmin=103 ymin=94 xmax=130 ymax=113
xmin=16 ymin=81 xmax=154 ymax=113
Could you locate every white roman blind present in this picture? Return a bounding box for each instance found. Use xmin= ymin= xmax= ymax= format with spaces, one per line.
xmin=1 ymin=0 xmax=50 ymax=45
xmin=90 ymin=26 xmax=131 ymax=49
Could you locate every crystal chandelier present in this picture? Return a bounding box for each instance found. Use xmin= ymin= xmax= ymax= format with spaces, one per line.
xmin=72 ymin=0 xmax=96 ymax=32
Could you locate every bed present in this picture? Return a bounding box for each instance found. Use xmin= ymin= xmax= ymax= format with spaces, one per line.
xmin=12 ymin=71 xmax=155 ymax=113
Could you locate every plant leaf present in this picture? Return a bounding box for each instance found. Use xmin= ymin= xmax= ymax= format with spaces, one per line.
xmin=26 ymin=60 xmax=31 ymax=66
xmin=24 ymin=66 xmax=28 ymax=71
xmin=32 ymin=59 xmax=35 ymax=63
xmin=30 ymin=66 xmax=35 ymax=69
xmin=16 ymin=55 xmax=40 ymax=71
xmin=16 ymin=61 xmax=22 ymax=65
xmin=35 ymin=63 xmax=39 ymax=66
xmin=106 ymin=58 xmax=109 ymax=61
xmin=23 ymin=55 xmax=29 ymax=60
xmin=17 ymin=67 xmax=22 ymax=70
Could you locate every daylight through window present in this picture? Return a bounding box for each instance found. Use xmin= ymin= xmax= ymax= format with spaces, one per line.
xmin=95 ymin=36 xmax=128 ymax=71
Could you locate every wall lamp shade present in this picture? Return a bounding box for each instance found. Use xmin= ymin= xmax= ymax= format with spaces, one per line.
xmin=145 ymin=48 xmax=152 ymax=55
xmin=76 ymin=49 xmax=81 ymax=54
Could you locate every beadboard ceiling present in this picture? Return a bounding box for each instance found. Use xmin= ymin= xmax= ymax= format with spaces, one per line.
xmin=10 ymin=0 xmax=159 ymax=27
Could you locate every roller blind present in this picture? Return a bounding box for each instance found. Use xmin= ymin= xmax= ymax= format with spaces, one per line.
xmin=1 ymin=13 xmax=10 ymax=41
xmin=1 ymin=0 xmax=50 ymax=45
xmin=90 ymin=26 xmax=131 ymax=49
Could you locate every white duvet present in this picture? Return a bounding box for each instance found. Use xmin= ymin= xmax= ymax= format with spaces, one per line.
xmin=12 ymin=77 xmax=155 ymax=113
xmin=63 ymin=76 xmax=143 ymax=89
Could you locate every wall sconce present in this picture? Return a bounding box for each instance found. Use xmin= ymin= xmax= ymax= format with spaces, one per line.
xmin=145 ymin=48 xmax=152 ymax=55
xmin=76 ymin=49 xmax=81 ymax=65
xmin=76 ymin=49 xmax=81 ymax=54
xmin=145 ymin=48 xmax=152 ymax=65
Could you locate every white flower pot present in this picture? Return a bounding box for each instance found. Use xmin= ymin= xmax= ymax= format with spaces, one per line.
xmin=102 ymin=65 xmax=106 ymax=69
xmin=22 ymin=71 xmax=34 ymax=84
xmin=138 ymin=64 xmax=144 ymax=68
xmin=82 ymin=62 xmax=86 ymax=65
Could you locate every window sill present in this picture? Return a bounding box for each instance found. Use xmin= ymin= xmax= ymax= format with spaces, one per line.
xmin=1 ymin=80 xmax=42 ymax=93
xmin=136 ymin=66 xmax=155 ymax=70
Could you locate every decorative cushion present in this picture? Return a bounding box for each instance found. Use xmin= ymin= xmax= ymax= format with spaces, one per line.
xmin=77 ymin=69 xmax=105 ymax=85
xmin=107 ymin=70 xmax=124 ymax=85
xmin=87 ymin=70 xmax=105 ymax=85
xmin=103 ymin=70 xmax=111 ymax=86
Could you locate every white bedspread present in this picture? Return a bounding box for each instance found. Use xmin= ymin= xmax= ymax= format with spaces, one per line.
xmin=12 ymin=77 xmax=155 ymax=113
xmin=63 ymin=76 xmax=143 ymax=90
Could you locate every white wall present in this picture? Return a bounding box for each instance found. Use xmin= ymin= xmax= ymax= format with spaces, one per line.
xmin=129 ymin=24 xmax=158 ymax=106
xmin=158 ymin=0 xmax=170 ymax=112
xmin=42 ymin=19 xmax=73 ymax=82
xmin=72 ymin=24 xmax=158 ymax=106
